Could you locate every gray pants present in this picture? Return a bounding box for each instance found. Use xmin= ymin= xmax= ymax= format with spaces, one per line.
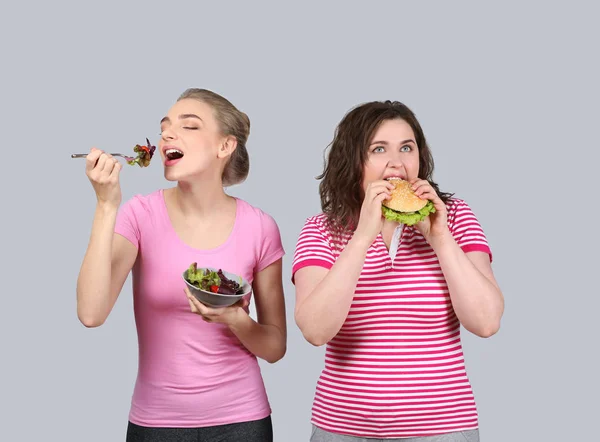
xmin=310 ymin=425 xmax=479 ymax=442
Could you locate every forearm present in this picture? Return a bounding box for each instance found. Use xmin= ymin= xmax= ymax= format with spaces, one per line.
xmin=295 ymin=234 xmax=371 ymax=346
xmin=229 ymin=312 xmax=286 ymax=363
xmin=76 ymin=203 xmax=117 ymax=325
xmin=431 ymin=233 xmax=504 ymax=337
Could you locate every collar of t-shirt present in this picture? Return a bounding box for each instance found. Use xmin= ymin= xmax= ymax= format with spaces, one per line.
xmin=388 ymin=224 xmax=405 ymax=260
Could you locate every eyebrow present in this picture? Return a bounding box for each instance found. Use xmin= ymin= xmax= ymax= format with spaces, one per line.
xmin=370 ymin=139 xmax=415 ymax=146
xmin=160 ymin=114 xmax=203 ymax=124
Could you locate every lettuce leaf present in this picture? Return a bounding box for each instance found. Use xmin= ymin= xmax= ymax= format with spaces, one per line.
xmin=185 ymin=263 xmax=220 ymax=290
xmin=381 ymin=200 xmax=436 ymax=226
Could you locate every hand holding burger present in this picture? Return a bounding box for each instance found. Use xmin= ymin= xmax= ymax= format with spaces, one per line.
xmin=381 ymin=178 xmax=436 ymax=226
xmin=382 ymin=178 xmax=450 ymax=245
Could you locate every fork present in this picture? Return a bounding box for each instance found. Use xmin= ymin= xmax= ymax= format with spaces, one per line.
xmin=71 ymin=153 xmax=132 ymax=159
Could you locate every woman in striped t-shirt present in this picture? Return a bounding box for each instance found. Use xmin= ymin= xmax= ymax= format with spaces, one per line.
xmin=292 ymin=100 xmax=504 ymax=441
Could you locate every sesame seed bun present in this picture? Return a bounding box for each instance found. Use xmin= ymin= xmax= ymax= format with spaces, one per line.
xmin=382 ymin=179 xmax=428 ymax=212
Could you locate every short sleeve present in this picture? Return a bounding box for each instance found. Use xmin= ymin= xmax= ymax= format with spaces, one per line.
xmin=448 ymin=199 xmax=493 ymax=262
xmin=115 ymin=196 xmax=142 ymax=249
xmin=255 ymin=213 xmax=285 ymax=273
xmin=291 ymin=217 xmax=336 ymax=283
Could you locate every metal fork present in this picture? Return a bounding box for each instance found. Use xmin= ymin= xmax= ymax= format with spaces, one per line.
xmin=71 ymin=153 xmax=131 ymax=159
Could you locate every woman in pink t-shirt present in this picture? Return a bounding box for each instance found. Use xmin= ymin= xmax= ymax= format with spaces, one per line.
xmin=76 ymin=88 xmax=286 ymax=441
xmin=292 ymin=100 xmax=505 ymax=441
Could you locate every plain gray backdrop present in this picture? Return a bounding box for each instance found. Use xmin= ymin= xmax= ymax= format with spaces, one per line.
xmin=1 ymin=1 xmax=598 ymax=441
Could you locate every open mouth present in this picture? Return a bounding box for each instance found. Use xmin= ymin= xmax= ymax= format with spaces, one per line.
xmin=385 ymin=176 xmax=405 ymax=181
xmin=165 ymin=148 xmax=184 ymax=161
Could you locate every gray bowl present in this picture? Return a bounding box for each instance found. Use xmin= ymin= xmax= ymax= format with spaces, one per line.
xmin=182 ymin=267 xmax=251 ymax=308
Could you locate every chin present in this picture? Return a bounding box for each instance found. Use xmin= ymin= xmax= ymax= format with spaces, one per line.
xmin=163 ymin=168 xmax=181 ymax=182
xmin=164 ymin=168 xmax=200 ymax=184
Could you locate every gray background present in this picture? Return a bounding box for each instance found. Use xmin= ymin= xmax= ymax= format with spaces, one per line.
xmin=1 ymin=1 xmax=598 ymax=441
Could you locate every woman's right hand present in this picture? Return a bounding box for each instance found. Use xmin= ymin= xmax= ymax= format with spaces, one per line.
xmin=85 ymin=148 xmax=122 ymax=208
xmin=354 ymin=180 xmax=394 ymax=244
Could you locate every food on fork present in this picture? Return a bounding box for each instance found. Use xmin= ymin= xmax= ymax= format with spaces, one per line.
xmin=125 ymin=138 xmax=156 ymax=167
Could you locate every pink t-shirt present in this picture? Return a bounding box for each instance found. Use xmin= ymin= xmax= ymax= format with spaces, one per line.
xmin=114 ymin=189 xmax=285 ymax=428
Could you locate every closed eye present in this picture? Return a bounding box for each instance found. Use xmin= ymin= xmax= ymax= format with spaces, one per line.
xmin=183 ymin=127 xmax=198 ymax=130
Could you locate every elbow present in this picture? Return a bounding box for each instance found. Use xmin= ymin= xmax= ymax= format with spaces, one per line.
xmin=300 ymin=329 xmax=329 ymax=347
xmin=463 ymin=301 xmax=504 ymax=338
xmin=265 ymin=346 xmax=287 ymax=364
xmin=79 ymin=318 xmax=105 ymax=328
xmin=263 ymin=334 xmax=287 ymax=364
xmin=295 ymin=313 xmax=329 ymax=347
xmin=78 ymin=315 xmax=105 ymax=328
xmin=472 ymin=321 xmax=501 ymax=338
xmin=263 ymin=328 xmax=287 ymax=364
xmin=76 ymin=290 xmax=108 ymax=328
xmin=305 ymin=333 xmax=329 ymax=347
xmin=77 ymin=309 xmax=106 ymax=328
xmin=479 ymin=308 xmax=504 ymax=338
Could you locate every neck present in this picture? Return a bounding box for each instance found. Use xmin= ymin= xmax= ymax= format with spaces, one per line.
xmin=172 ymin=177 xmax=232 ymax=218
xmin=382 ymin=218 xmax=403 ymax=233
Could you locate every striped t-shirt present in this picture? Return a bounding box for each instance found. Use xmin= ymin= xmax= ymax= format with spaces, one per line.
xmin=291 ymin=198 xmax=492 ymax=439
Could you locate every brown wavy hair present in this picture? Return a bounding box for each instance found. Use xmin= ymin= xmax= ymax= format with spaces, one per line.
xmin=317 ymin=100 xmax=453 ymax=234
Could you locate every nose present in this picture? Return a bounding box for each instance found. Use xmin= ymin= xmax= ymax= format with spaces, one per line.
xmin=387 ymin=151 xmax=405 ymax=169
xmin=384 ymin=153 xmax=406 ymax=178
xmin=161 ymin=126 xmax=176 ymax=141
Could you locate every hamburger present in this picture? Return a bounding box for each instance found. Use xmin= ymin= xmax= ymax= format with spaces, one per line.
xmin=381 ymin=178 xmax=436 ymax=225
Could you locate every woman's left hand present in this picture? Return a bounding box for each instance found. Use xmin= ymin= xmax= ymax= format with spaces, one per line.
xmin=410 ymin=178 xmax=449 ymax=244
xmin=184 ymin=286 xmax=249 ymax=326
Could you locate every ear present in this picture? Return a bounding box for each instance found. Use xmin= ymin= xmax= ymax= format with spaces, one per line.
xmin=217 ymin=135 xmax=238 ymax=159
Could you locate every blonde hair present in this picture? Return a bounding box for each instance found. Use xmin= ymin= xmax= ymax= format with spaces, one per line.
xmin=177 ymin=88 xmax=250 ymax=186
